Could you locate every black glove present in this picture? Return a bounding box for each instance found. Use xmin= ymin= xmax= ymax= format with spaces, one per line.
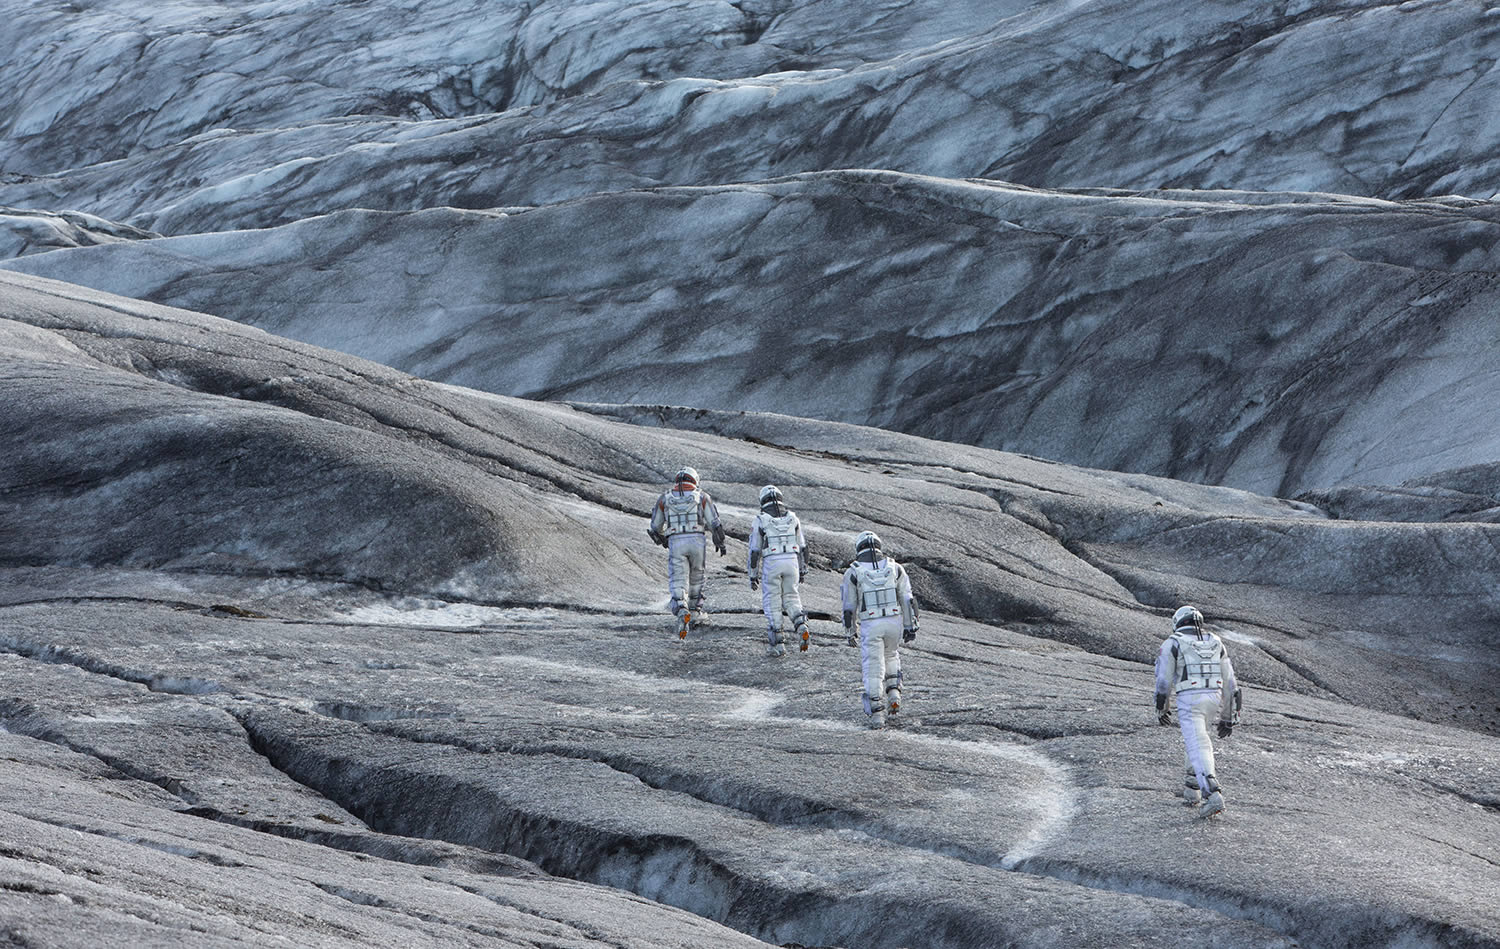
xmin=646 ymin=527 xmax=667 ymax=549
xmin=1217 ymin=721 xmax=1234 ymax=739
xmin=750 ymin=576 xmax=759 ymax=591
xmin=846 ymin=631 xmax=858 ymax=647
xmin=1155 ymin=693 xmax=1171 ymax=725
xmin=1158 ymin=711 xmax=1173 ymax=726
xmin=799 ymin=570 xmax=806 ymax=582
xmin=712 ymin=524 xmax=726 ymax=556
xmin=902 ymin=627 xmax=916 ymax=643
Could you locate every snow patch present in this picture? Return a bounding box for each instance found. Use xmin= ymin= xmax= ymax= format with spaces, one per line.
xmin=67 ymin=713 xmax=145 ymax=725
xmin=1217 ymin=628 xmax=1261 ymax=646
xmin=336 ymin=599 xmax=562 ymax=629
xmin=724 ymin=692 xmax=785 ymax=720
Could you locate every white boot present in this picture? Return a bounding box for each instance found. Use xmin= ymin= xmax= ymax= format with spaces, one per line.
xmin=884 ymin=673 xmax=902 ymax=716
xmin=1200 ymin=791 xmax=1225 ymax=818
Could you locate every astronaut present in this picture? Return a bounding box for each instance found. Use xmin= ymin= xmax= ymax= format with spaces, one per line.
xmin=1155 ymin=605 xmax=1241 ymax=818
xmin=748 ymin=485 xmax=809 ymax=657
xmin=646 ymin=466 xmax=726 ymax=638
xmin=840 ymin=531 xmax=919 ymax=728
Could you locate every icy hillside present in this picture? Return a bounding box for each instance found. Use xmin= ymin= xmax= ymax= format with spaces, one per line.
xmin=4 ymin=0 xmax=1499 ymax=209
xmin=8 ymin=176 xmax=1500 ymax=497
xmin=1 ymin=0 xmax=1499 ymax=942
xmin=3 ymin=0 xmax=1500 ymax=492
xmin=2 ymin=272 xmax=1499 ymax=947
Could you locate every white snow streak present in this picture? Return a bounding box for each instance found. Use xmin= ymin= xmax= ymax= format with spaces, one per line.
xmin=720 ymin=677 xmax=1075 ymax=869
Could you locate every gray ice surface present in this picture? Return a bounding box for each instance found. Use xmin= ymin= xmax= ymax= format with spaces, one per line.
xmin=2 ymin=273 xmax=1497 ymax=947
xmin=2 ymin=0 xmax=1499 ymax=944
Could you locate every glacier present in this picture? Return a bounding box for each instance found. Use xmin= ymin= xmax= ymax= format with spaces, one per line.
xmin=1 ymin=0 xmax=1498 ymax=945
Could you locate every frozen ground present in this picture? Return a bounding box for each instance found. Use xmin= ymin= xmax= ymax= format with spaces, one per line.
xmin=2 ymin=273 xmax=1497 ymax=947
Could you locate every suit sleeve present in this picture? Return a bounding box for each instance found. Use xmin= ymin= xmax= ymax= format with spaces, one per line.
xmin=794 ymin=514 xmax=807 ymax=572
xmin=840 ymin=568 xmax=858 ymax=627
xmin=702 ymin=491 xmax=721 ymax=531
xmin=649 ymin=494 xmax=666 ymax=535
xmin=1219 ymin=646 xmax=1238 ymax=723
xmin=1154 ymin=638 xmax=1178 ymax=702
xmin=747 ymin=514 xmax=763 ymax=571
xmin=897 ymin=564 xmax=917 ymax=628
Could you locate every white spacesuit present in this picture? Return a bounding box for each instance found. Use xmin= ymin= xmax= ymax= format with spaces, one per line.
xmin=748 ymin=485 xmax=809 ymax=657
xmin=1155 ymin=605 xmax=1240 ymax=817
xmin=647 ymin=466 xmax=726 ymax=638
xmin=841 ymin=531 xmax=919 ymax=728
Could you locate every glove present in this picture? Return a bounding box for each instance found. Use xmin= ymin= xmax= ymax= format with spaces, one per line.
xmin=750 ymin=576 xmax=759 ymax=591
xmin=646 ymin=528 xmax=667 ymax=549
xmin=712 ymin=524 xmax=726 ymax=556
xmin=1158 ymin=710 xmax=1173 ymax=726
xmin=799 ymin=569 xmax=806 ymax=582
xmin=846 ymin=631 xmax=858 ymax=647
xmin=1155 ymin=693 xmax=1171 ymax=726
xmin=902 ymin=627 xmax=916 ymax=643
xmin=1217 ymin=721 xmax=1234 ymax=739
